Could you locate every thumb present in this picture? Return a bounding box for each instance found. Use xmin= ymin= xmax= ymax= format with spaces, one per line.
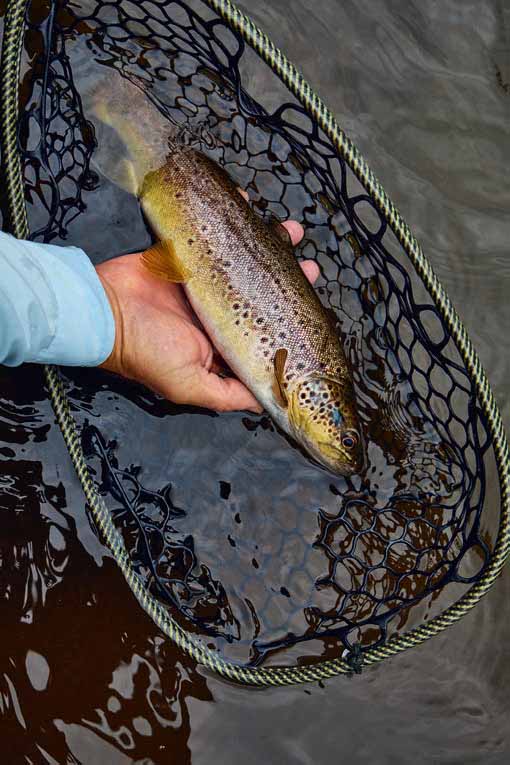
xmin=186 ymin=369 xmax=263 ymax=414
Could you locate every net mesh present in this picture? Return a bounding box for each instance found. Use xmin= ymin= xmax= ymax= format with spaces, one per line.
xmin=5 ymin=0 xmax=497 ymax=666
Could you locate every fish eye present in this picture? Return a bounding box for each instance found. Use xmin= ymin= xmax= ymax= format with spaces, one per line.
xmin=341 ymin=431 xmax=359 ymax=450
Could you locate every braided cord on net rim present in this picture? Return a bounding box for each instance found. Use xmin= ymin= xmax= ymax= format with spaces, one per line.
xmin=1 ymin=0 xmax=509 ymax=685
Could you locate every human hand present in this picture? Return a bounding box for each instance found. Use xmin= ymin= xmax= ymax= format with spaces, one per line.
xmin=97 ymin=219 xmax=319 ymax=413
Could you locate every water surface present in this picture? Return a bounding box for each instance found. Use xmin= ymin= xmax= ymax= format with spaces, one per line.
xmin=1 ymin=1 xmax=510 ymax=762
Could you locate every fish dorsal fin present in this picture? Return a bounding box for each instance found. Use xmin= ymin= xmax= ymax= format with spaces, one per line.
xmin=141 ymin=240 xmax=190 ymax=282
xmin=267 ymin=214 xmax=292 ymax=245
xmin=272 ymin=348 xmax=289 ymax=408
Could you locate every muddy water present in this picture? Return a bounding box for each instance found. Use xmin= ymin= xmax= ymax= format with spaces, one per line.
xmin=1 ymin=0 xmax=510 ymax=762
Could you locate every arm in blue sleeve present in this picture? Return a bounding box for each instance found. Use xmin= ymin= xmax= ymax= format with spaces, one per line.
xmin=0 ymin=232 xmax=115 ymax=367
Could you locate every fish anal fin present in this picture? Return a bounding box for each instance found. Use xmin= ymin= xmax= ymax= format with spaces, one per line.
xmin=273 ymin=348 xmax=289 ymax=408
xmin=141 ymin=240 xmax=190 ymax=283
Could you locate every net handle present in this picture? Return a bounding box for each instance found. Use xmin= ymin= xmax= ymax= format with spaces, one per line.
xmin=1 ymin=0 xmax=509 ymax=686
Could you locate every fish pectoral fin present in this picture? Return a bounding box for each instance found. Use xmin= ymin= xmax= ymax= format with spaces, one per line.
xmin=141 ymin=240 xmax=191 ymax=283
xmin=267 ymin=214 xmax=292 ymax=245
xmin=272 ymin=348 xmax=289 ymax=408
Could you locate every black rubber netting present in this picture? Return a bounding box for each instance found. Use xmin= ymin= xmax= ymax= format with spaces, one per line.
xmin=4 ymin=0 xmax=497 ymax=666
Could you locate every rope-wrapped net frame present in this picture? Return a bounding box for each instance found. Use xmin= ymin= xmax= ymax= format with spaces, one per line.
xmin=1 ymin=0 xmax=509 ymax=685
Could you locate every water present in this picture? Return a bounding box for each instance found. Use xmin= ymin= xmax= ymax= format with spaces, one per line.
xmin=1 ymin=0 xmax=510 ymax=762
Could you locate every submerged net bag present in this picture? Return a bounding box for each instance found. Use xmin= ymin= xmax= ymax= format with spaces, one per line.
xmin=1 ymin=0 xmax=509 ymax=684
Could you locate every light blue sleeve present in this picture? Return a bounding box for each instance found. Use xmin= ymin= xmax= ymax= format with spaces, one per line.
xmin=0 ymin=232 xmax=115 ymax=367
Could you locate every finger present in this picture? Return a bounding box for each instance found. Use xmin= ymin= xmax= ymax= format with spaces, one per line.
xmin=188 ymin=369 xmax=263 ymax=414
xmin=282 ymin=220 xmax=304 ymax=246
xmin=299 ymin=260 xmax=320 ymax=285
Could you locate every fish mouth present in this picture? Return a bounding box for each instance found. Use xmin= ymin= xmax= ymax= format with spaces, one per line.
xmin=299 ymin=437 xmax=364 ymax=478
xmin=316 ymin=452 xmax=360 ymax=478
xmin=323 ymin=444 xmax=366 ymax=477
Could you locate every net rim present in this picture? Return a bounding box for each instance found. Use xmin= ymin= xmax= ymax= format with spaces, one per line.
xmin=0 ymin=0 xmax=508 ymax=685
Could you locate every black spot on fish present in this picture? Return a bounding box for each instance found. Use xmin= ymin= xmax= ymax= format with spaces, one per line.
xmin=188 ymin=238 xmax=194 ymax=245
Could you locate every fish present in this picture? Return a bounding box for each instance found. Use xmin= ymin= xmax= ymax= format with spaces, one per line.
xmin=91 ymin=82 xmax=365 ymax=476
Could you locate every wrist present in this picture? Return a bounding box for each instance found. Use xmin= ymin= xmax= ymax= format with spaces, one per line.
xmin=96 ymin=266 xmax=124 ymax=376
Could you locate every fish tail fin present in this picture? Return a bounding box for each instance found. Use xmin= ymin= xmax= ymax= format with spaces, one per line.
xmin=85 ymin=73 xmax=179 ymax=194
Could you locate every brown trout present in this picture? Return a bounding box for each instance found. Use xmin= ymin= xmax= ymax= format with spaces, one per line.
xmin=92 ymin=86 xmax=365 ymax=475
xmin=139 ymin=146 xmax=364 ymax=475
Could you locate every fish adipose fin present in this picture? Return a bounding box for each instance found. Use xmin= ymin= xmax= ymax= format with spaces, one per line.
xmin=272 ymin=348 xmax=289 ymax=408
xmin=141 ymin=240 xmax=190 ymax=282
